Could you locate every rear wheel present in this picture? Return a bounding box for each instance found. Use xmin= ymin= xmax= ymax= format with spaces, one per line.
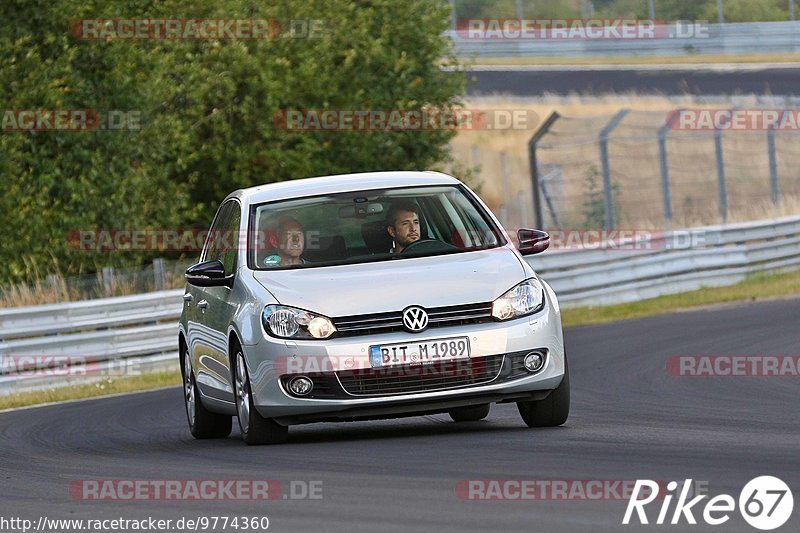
xmin=183 ymin=348 xmax=232 ymax=439
xmin=233 ymin=348 xmax=289 ymax=445
xmin=517 ymin=357 xmax=570 ymax=428
xmin=449 ymin=403 xmax=491 ymax=422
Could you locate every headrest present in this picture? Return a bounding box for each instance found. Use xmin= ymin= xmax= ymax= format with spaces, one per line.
xmin=361 ymin=221 xmax=393 ymax=254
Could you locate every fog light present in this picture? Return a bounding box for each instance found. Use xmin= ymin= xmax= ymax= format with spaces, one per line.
xmin=288 ymin=376 xmax=314 ymax=396
xmin=523 ymin=352 xmax=545 ymax=372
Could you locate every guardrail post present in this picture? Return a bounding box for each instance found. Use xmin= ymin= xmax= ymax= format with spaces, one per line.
xmin=658 ymin=118 xmax=675 ymax=225
xmin=767 ymin=127 xmax=779 ymax=205
xmin=528 ymin=111 xmax=560 ymax=228
xmin=599 ymin=109 xmax=630 ymax=230
xmin=714 ymin=128 xmax=728 ymax=222
xmin=153 ymin=258 xmax=166 ymax=291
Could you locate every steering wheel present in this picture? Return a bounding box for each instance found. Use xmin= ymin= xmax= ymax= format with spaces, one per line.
xmin=400 ymin=239 xmax=457 ymax=254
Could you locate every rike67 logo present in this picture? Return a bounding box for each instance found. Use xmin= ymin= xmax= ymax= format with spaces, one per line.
xmin=624 ymin=477 xmax=793 ymax=530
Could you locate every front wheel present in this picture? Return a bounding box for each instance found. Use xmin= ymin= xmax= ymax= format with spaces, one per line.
xmin=233 ymin=348 xmax=289 ymax=445
xmin=517 ymin=357 xmax=570 ymax=428
xmin=183 ymin=349 xmax=232 ymax=439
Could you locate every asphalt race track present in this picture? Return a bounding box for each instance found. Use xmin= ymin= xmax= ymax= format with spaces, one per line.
xmin=467 ymin=67 xmax=800 ymax=96
xmin=1 ymin=297 xmax=798 ymax=532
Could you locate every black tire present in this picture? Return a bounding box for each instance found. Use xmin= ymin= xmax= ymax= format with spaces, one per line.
xmin=517 ymin=357 xmax=570 ymax=428
xmin=182 ymin=346 xmax=232 ymax=439
xmin=233 ymin=347 xmax=289 ymax=445
xmin=449 ymin=403 xmax=491 ymax=422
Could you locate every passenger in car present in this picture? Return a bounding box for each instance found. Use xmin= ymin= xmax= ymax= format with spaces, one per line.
xmin=386 ymin=201 xmax=421 ymax=253
xmin=264 ymin=216 xmax=306 ymax=267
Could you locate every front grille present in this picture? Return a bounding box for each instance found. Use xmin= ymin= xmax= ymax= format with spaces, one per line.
xmin=336 ymin=355 xmax=504 ymax=396
xmin=332 ymin=302 xmax=493 ymax=337
xmin=279 ymin=350 xmax=548 ymax=399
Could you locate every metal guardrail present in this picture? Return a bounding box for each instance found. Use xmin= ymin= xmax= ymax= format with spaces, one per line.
xmin=0 ymin=290 xmax=182 ymax=394
xmin=0 ymin=289 xmax=183 ymax=339
xmin=2 ymin=215 xmax=799 ymax=394
xmin=448 ymin=21 xmax=800 ymax=58
xmin=531 ymin=215 xmax=800 ymax=306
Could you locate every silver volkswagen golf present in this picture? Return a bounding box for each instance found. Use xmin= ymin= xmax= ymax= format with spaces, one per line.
xmin=179 ymin=171 xmax=568 ymax=444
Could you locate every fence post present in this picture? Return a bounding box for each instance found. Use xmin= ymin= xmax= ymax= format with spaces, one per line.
xmin=527 ymin=111 xmax=560 ymax=228
xmin=499 ymin=151 xmax=510 ymax=227
xmin=658 ymin=117 xmax=675 ymax=225
xmin=102 ymin=266 xmax=115 ymax=295
xmin=517 ymin=191 xmax=528 ymax=228
xmin=46 ymin=274 xmax=60 ymax=303
xmin=539 ymin=167 xmax=562 ymax=228
xmin=153 ymin=258 xmax=166 ymax=291
xmin=767 ymin=127 xmax=779 ymax=205
xmin=714 ymin=128 xmax=728 ymax=222
xmin=599 ymin=109 xmax=630 ymax=230
xmin=471 ymin=145 xmax=480 ymax=168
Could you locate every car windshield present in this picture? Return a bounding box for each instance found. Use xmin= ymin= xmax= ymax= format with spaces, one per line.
xmin=249 ymin=185 xmax=506 ymax=269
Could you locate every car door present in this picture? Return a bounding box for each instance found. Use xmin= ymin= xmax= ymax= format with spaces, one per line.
xmin=187 ymin=200 xmax=239 ymax=402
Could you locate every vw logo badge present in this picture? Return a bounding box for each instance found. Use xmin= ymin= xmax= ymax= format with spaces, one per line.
xmin=402 ymin=306 xmax=429 ymax=333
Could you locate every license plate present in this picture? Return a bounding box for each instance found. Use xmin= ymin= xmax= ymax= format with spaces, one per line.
xmin=370 ymin=337 xmax=471 ymax=368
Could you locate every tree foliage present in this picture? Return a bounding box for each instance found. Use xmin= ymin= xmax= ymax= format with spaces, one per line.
xmin=0 ymin=0 xmax=465 ymax=282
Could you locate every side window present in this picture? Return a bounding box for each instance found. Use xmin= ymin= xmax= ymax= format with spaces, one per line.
xmin=219 ymin=202 xmax=241 ymax=276
xmin=202 ymin=201 xmax=240 ymax=276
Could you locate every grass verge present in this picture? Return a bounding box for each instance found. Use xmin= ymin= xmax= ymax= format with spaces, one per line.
xmin=471 ymin=53 xmax=800 ymax=66
xmin=3 ymin=269 xmax=800 ymax=411
xmin=561 ymin=269 xmax=800 ymax=327
xmin=0 ymin=369 xmax=181 ymax=411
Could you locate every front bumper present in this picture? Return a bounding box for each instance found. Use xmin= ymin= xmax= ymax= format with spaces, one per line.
xmin=243 ymin=293 xmax=565 ymax=423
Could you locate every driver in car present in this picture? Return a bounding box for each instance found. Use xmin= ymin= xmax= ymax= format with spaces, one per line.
xmin=386 ymin=201 xmax=421 ymax=253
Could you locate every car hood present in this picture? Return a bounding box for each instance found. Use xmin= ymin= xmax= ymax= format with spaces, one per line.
xmin=251 ymin=248 xmax=527 ymax=317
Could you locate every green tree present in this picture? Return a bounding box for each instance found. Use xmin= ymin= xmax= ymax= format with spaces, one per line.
xmin=0 ymin=0 xmax=466 ymax=283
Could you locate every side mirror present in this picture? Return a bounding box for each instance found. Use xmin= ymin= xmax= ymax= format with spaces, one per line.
xmin=185 ymin=260 xmax=233 ymax=287
xmin=516 ymin=229 xmax=550 ymax=256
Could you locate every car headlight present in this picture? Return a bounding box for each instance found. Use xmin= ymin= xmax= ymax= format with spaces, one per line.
xmin=492 ymin=278 xmax=545 ymax=321
xmin=262 ymin=305 xmax=337 ymax=339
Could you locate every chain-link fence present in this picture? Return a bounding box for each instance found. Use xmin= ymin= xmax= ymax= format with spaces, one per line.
xmin=454 ymin=108 xmax=800 ymax=231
